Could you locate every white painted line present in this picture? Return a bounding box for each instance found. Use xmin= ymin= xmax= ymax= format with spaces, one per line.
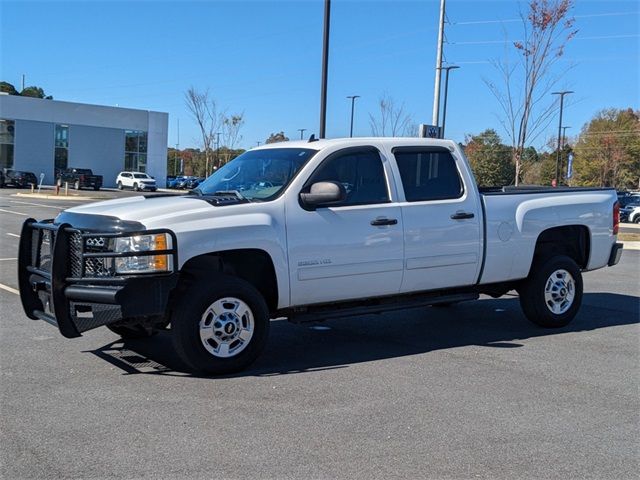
xmin=10 ymin=200 xmax=65 ymax=209
xmin=0 ymin=283 xmax=19 ymax=295
xmin=0 ymin=208 xmax=29 ymax=216
xmin=6 ymin=233 xmax=20 ymax=238
xmin=0 ymin=258 xmax=18 ymax=261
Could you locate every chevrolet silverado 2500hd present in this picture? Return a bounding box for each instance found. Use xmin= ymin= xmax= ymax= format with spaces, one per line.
xmin=18 ymin=138 xmax=623 ymax=374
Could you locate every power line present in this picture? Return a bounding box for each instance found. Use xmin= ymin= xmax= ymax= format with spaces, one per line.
xmin=451 ymin=10 xmax=639 ymax=26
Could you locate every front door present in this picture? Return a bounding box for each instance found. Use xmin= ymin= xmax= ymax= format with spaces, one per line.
xmin=286 ymin=147 xmax=404 ymax=306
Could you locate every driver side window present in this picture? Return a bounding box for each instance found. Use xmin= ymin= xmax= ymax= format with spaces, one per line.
xmin=306 ymin=149 xmax=389 ymax=206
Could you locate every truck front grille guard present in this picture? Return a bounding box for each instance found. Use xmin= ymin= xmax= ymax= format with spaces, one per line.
xmin=18 ymin=219 xmax=178 ymax=338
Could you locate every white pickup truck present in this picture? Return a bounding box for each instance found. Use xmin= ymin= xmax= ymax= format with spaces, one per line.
xmin=18 ymin=138 xmax=622 ymax=374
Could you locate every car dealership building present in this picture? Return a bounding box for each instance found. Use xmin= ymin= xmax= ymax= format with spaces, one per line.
xmin=0 ymin=94 xmax=168 ymax=187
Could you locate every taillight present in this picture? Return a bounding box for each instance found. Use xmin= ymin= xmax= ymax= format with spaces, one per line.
xmin=613 ymin=201 xmax=620 ymax=235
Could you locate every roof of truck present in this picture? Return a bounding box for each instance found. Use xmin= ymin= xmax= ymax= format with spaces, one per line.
xmin=251 ymin=137 xmax=457 ymax=151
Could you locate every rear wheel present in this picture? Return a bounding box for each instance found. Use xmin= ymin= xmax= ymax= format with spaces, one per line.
xmin=518 ymin=255 xmax=583 ymax=328
xmin=633 ymin=215 xmax=640 ymax=224
xmin=93 ymin=185 xmax=100 ymax=191
xmin=117 ymin=181 xmax=123 ymax=190
xmin=171 ymin=274 xmax=270 ymax=375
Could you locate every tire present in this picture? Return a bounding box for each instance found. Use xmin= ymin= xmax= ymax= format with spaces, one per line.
xmin=93 ymin=185 xmax=100 ymax=191
xmin=171 ymin=274 xmax=270 ymax=375
xmin=518 ymin=255 xmax=583 ymax=328
xmin=117 ymin=181 xmax=123 ymax=190
xmin=74 ymin=180 xmax=80 ymax=190
xmin=133 ymin=183 xmax=139 ymax=192
xmin=633 ymin=216 xmax=640 ymax=224
xmin=107 ymin=323 xmax=158 ymax=339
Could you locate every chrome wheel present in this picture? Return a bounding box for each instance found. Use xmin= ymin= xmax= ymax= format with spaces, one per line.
xmin=199 ymin=297 xmax=254 ymax=358
xmin=544 ymin=269 xmax=575 ymax=315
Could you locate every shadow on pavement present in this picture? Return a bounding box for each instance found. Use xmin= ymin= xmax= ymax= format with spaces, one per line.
xmin=85 ymin=292 xmax=639 ymax=378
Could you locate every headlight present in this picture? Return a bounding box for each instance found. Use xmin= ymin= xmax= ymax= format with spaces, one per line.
xmin=113 ymin=233 xmax=172 ymax=274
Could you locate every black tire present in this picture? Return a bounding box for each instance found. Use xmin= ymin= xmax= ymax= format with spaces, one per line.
xmin=171 ymin=274 xmax=270 ymax=375
xmin=633 ymin=216 xmax=640 ymax=224
xmin=133 ymin=183 xmax=139 ymax=191
xmin=93 ymin=185 xmax=100 ymax=191
xmin=107 ymin=323 xmax=158 ymax=339
xmin=117 ymin=181 xmax=123 ymax=190
xmin=74 ymin=180 xmax=80 ymax=190
xmin=518 ymin=255 xmax=583 ymax=328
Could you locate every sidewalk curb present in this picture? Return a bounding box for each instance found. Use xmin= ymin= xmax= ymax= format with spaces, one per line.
xmin=13 ymin=192 xmax=108 ymax=201
xmin=620 ymin=241 xmax=640 ymax=251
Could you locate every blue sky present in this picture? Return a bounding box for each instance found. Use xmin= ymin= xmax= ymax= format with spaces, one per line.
xmin=1 ymin=0 xmax=638 ymax=151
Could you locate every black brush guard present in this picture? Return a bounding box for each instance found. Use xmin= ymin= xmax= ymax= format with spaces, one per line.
xmin=18 ymin=219 xmax=179 ymax=338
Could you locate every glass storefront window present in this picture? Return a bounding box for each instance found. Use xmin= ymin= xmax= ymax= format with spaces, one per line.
xmin=124 ymin=130 xmax=147 ymax=172
xmin=0 ymin=119 xmax=15 ymax=170
xmin=54 ymin=125 xmax=69 ymax=175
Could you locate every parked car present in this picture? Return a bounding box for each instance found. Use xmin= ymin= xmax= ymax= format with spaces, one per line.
xmin=3 ymin=169 xmax=38 ymax=188
xmin=621 ymin=203 xmax=640 ymax=223
xmin=617 ymin=191 xmax=640 ymax=208
xmin=17 ymin=137 xmax=622 ymax=375
xmin=56 ymin=168 xmax=102 ymax=190
xmin=166 ymin=175 xmax=176 ymax=188
xmin=185 ymin=177 xmax=205 ymax=189
xmin=0 ymin=169 xmax=4 ymax=187
xmin=167 ymin=175 xmax=185 ymax=189
xmin=116 ymin=171 xmax=157 ymax=192
xmin=176 ymin=176 xmax=196 ymax=189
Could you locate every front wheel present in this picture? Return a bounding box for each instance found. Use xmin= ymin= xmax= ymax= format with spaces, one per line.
xmin=133 ymin=183 xmax=139 ymax=191
xmin=518 ymin=255 xmax=583 ymax=328
xmin=171 ymin=275 xmax=270 ymax=375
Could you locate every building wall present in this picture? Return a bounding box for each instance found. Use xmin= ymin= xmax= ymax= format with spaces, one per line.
xmin=13 ymin=120 xmax=55 ymax=184
xmin=69 ymin=125 xmax=124 ymax=188
xmin=0 ymin=95 xmax=168 ymax=187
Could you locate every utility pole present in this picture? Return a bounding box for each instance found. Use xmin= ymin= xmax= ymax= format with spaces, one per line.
xmin=21 ymin=74 xmax=25 ymax=91
xmin=432 ymin=0 xmax=446 ymax=126
xmin=346 ymin=95 xmax=360 ymax=137
xmin=256 ymin=141 xmax=262 ymax=147
xmin=319 ymin=0 xmax=331 ymax=138
xmin=439 ymin=65 xmax=459 ymax=138
xmin=298 ymin=128 xmax=307 ymax=140
xmin=174 ymin=118 xmax=180 ymax=176
xmin=552 ymin=91 xmax=573 ymax=186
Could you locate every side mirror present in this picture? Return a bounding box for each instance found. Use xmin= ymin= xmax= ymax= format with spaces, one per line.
xmin=300 ymin=181 xmax=346 ymax=209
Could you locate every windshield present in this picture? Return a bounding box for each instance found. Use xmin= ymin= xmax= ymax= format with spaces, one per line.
xmin=134 ymin=173 xmax=150 ymax=179
xmin=195 ymin=148 xmax=316 ymax=201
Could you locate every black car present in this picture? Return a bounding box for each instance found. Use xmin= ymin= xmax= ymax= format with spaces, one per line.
xmin=617 ymin=191 xmax=640 ymax=208
xmin=3 ymin=169 xmax=38 ymax=188
xmin=56 ymin=168 xmax=103 ymax=191
xmin=0 ymin=169 xmax=4 ymax=187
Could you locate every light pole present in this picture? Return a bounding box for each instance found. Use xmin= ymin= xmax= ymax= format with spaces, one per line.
xmin=346 ymin=95 xmax=360 ymax=137
xmin=215 ymin=132 xmax=221 ymax=173
xmin=432 ymin=0 xmax=446 ymax=126
xmin=319 ymin=0 xmax=331 ymax=138
xmin=552 ymin=91 xmax=573 ymax=185
xmin=438 ymin=65 xmax=459 ymax=138
xmin=298 ymin=128 xmax=307 ymax=140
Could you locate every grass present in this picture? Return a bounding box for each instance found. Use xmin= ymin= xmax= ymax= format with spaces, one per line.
xmin=618 ymin=232 xmax=640 ymax=242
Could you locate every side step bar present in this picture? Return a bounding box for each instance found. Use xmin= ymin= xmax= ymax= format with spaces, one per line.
xmin=285 ymin=292 xmax=479 ymax=324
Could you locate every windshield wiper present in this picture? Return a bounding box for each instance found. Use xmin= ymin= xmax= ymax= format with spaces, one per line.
xmin=213 ymin=190 xmax=250 ymax=202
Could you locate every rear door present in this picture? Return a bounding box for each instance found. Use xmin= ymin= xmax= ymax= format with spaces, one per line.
xmin=390 ymin=146 xmax=482 ymax=292
xmin=286 ymin=147 xmax=404 ymax=306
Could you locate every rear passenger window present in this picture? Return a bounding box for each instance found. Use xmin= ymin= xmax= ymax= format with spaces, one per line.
xmin=305 ymin=149 xmax=389 ymax=206
xmin=394 ymin=148 xmax=463 ymax=201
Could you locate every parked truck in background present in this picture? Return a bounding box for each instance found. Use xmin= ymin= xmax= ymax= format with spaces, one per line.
xmin=56 ymin=168 xmax=103 ymax=191
xmin=19 ymin=138 xmax=622 ymax=374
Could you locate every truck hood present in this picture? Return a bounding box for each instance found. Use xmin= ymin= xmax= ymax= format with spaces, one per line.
xmin=56 ymin=194 xmax=216 ymax=229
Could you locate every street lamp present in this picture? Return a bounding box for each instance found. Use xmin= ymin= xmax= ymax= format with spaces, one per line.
xmin=298 ymin=128 xmax=307 ymax=140
xmin=346 ymin=95 xmax=360 ymax=137
xmin=438 ymin=65 xmax=459 ymax=138
xmin=552 ymin=91 xmax=573 ymax=185
xmin=319 ymin=0 xmax=331 ymax=138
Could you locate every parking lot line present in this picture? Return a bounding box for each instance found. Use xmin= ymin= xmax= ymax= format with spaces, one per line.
xmin=0 ymin=208 xmax=29 ymax=216
xmin=0 ymin=258 xmax=18 ymax=261
xmin=10 ymin=200 xmax=66 ymax=209
xmin=0 ymin=283 xmax=19 ymax=295
xmin=6 ymin=233 xmax=20 ymax=238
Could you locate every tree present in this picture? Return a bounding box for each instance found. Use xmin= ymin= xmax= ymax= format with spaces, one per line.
xmin=369 ymin=94 xmax=414 ymax=137
xmin=572 ymin=108 xmax=640 ymax=189
xmin=184 ymin=87 xmax=220 ymax=177
xmin=220 ymin=114 xmax=245 ymax=165
xmin=485 ymin=0 xmax=577 ymax=185
xmin=1 ymin=81 xmax=52 ymax=98
xmin=266 ymin=132 xmax=289 ymax=144
xmin=463 ymin=129 xmax=515 ymax=187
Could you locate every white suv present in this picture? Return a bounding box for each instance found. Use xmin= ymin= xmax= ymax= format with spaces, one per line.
xmin=116 ymin=172 xmax=157 ymax=192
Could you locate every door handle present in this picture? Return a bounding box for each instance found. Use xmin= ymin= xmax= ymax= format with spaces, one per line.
xmin=450 ymin=211 xmax=475 ymax=220
xmin=371 ymin=218 xmax=398 ymax=226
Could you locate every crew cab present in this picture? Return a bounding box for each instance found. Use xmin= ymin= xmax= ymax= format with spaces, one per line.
xmin=116 ymin=171 xmax=157 ymax=192
xmin=56 ymin=168 xmax=103 ymax=191
xmin=18 ymin=138 xmax=622 ymax=374
xmin=3 ymin=169 xmax=38 ymax=188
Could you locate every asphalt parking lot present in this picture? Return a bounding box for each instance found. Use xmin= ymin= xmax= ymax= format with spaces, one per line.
xmin=0 ymin=187 xmax=638 ymax=480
